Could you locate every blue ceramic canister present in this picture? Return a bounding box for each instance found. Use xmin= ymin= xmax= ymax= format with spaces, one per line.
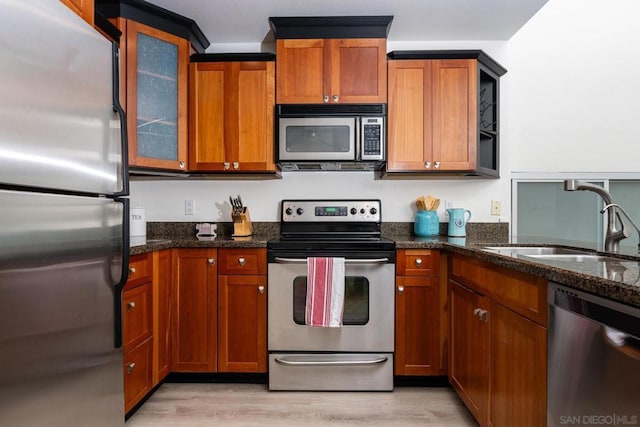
xmin=414 ymin=210 xmax=439 ymax=236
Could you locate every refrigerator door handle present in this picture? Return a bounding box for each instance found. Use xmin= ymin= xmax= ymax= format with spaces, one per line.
xmin=112 ymin=42 xmax=129 ymax=197
xmin=113 ymin=197 xmax=129 ymax=349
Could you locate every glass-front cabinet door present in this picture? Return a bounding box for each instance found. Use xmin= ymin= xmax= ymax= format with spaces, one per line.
xmin=125 ymin=20 xmax=188 ymax=171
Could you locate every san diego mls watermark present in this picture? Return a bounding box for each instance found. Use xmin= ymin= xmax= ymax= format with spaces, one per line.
xmin=559 ymin=414 xmax=638 ymax=426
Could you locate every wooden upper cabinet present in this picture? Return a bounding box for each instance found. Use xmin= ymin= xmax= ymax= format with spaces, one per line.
xmin=122 ymin=20 xmax=189 ymax=171
xmin=189 ymin=59 xmax=275 ymax=172
xmin=60 ymin=0 xmax=94 ymax=26
xmin=276 ymin=38 xmax=387 ymax=104
xmin=387 ymin=59 xmax=476 ymax=172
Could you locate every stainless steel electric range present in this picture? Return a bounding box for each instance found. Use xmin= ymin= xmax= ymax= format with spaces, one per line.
xmin=267 ymin=199 xmax=396 ymax=391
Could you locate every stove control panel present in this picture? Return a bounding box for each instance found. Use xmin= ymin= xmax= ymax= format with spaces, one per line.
xmin=281 ymin=199 xmax=381 ymax=222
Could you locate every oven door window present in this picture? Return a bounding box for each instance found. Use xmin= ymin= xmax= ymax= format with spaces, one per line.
xmin=292 ymin=276 xmax=369 ymax=325
xmin=285 ymin=125 xmax=351 ymax=153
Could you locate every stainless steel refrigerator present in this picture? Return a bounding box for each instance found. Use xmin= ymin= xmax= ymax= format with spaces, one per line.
xmin=0 ymin=1 xmax=128 ymax=426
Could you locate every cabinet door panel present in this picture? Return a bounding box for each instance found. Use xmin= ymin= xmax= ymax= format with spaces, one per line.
xmin=490 ymin=301 xmax=547 ymax=427
xmin=432 ymin=59 xmax=477 ymax=171
xmin=449 ymin=281 xmax=489 ymax=426
xmin=123 ymin=338 xmax=152 ymax=414
xmin=276 ymin=39 xmax=325 ymax=104
xmin=126 ymin=20 xmax=188 ymax=170
xmin=395 ymin=276 xmax=441 ymax=375
xmin=171 ymin=249 xmax=217 ymax=372
xmin=122 ymin=282 xmax=152 ymax=353
xmin=217 ymin=275 xmax=267 ymax=373
xmin=153 ymin=249 xmax=171 ymax=384
xmin=188 ymin=62 xmax=227 ymax=169
xmin=236 ymin=62 xmax=275 ymax=170
xmin=387 ymin=60 xmax=432 ymax=171
xmin=331 ymin=38 xmax=387 ymax=103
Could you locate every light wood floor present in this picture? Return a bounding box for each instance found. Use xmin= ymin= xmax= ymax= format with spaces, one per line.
xmin=126 ymin=383 xmax=478 ymax=426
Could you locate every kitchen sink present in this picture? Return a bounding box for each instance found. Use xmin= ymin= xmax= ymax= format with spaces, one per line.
xmin=482 ymin=246 xmax=593 ymax=256
xmin=522 ymin=254 xmax=624 ymax=263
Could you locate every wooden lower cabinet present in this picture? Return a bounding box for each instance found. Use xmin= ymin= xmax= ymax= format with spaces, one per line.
xmin=153 ymin=249 xmax=171 ymax=384
xmin=123 ymin=337 xmax=153 ymax=413
xmin=217 ymin=275 xmax=267 ymax=372
xmin=395 ymin=249 xmax=445 ymax=376
xmin=448 ymin=254 xmax=547 ymax=427
xmin=171 ymin=248 xmax=218 ymax=372
xmin=449 ymin=281 xmax=490 ymax=424
xmin=122 ymin=254 xmax=154 ymax=413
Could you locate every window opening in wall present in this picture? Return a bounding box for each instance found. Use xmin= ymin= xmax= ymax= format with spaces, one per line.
xmin=512 ymin=174 xmax=640 ymax=252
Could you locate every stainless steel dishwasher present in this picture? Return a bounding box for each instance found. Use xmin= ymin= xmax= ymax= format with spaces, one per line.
xmin=548 ymin=282 xmax=640 ymax=426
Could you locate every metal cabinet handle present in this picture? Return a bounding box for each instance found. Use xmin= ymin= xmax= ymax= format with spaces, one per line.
xmin=258 ymin=285 xmax=265 ymax=294
xmin=207 ymin=258 xmax=215 ymax=265
xmin=397 ymin=285 xmax=404 ymax=295
xmin=126 ymin=301 xmax=135 ymax=312
xmin=129 ymin=267 xmax=136 ymax=274
xmin=481 ymin=310 xmax=489 ymax=322
xmin=473 ymin=308 xmax=482 ymax=317
xmin=434 ymin=161 xmax=440 ymax=169
xmin=232 ymin=162 xmax=239 ymax=170
xmin=425 ymin=161 xmax=431 ymax=169
xmin=414 ymin=258 xmax=423 ymax=267
xmin=223 ymin=162 xmax=230 ymax=170
xmin=127 ymin=362 xmax=136 ymax=374
xmin=238 ymin=257 xmax=246 ymax=266
xmin=332 ymin=95 xmax=339 ymax=103
xmin=179 ymin=161 xmax=185 ymax=169
xmin=323 ymin=95 xmax=329 ymax=103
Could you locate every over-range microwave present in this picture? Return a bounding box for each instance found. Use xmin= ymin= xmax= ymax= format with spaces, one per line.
xmin=276 ymin=104 xmax=386 ymax=171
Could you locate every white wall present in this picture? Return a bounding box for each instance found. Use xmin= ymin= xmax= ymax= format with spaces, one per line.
xmin=506 ymin=0 xmax=640 ymax=173
xmin=135 ymin=0 xmax=640 ymax=223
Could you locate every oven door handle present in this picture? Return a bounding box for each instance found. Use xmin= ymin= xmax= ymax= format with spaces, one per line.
xmin=274 ymin=356 xmax=388 ymax=366
xmin=273 ymin=257 xmax=390 ymax=264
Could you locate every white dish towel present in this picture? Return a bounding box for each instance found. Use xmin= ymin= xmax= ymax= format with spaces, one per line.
xmin=305 ymin=257 xmax=345 ymax=327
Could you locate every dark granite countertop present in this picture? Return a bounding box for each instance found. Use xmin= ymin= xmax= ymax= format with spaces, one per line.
xmin=129 ymin=221 xmax=640 ymax=308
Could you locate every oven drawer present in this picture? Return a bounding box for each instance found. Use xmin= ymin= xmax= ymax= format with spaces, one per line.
xmin=268 ymin=353 xmax=394 ymax=391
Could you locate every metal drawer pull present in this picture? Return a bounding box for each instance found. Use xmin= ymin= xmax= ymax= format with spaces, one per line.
xmin=397 ymin=286 xmax=404 ymax=295
xmin=127 ymin=362 xmax=136 ymax=374
xmin=274 ymin=257 xmax=389 ymax=265
xmin=238 ymin=257 xmax=246 ymax=266
xmin=414 ymin=258 xmax=423 ymax=267
xmin=473 ymin=308 xmax=482 ymax=316
xmin=207 ymin=258 xmax=215 ymax=265
xmin=274 ymin=356 xmax=388 ymax=367
xmin=129 ymin=267 xmax=136 ymax=274
xmin=126 ymin=301 xmax=135 ymax=311
xmin=258 ymin=285 xmax=265 ymax=294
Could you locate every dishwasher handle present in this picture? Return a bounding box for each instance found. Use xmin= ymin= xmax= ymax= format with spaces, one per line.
xmin=603 ymin=326 xmax=640 ymax=360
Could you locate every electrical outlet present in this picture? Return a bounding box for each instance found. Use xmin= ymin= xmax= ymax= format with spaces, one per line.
xmin=491 ymin=200 xmax=502 ymax=216
xmin=185 ymin=199 xmax=195 ymax=215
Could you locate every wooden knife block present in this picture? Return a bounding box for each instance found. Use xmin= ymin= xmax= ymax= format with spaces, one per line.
xmin=232 ymin=208 xmax=253 ymax=237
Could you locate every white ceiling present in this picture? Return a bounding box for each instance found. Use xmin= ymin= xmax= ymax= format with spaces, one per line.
xmin=148 ymin=0 xmax=549 ymax=50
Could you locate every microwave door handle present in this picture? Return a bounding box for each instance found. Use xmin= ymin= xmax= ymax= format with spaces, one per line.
xmin=355 ymin=117 xmax=361 ymax=161
xmin=273 ymin=257 xmax=390 ymax=264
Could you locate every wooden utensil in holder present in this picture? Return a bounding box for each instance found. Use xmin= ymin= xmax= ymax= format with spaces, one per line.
xmin=232 ymin=208 xmax=253 ymax=237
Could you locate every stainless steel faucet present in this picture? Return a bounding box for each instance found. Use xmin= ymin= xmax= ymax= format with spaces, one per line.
xmin=563 ymin=179 xmax=630 ymax=252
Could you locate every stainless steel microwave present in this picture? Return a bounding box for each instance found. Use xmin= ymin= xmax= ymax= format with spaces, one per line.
xmin=276 ymin=104 xmax=386 ymax=171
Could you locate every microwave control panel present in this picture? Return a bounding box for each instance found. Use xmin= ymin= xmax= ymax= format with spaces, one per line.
xmin=360 ymin=117 xmax=385 ymax=161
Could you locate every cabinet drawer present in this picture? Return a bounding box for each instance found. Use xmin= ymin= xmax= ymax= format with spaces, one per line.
xmin=122 ymin=281 xmax=152 ymax=352
xmin=449 ymin=254 xmax=547 ymax=326
xmin=123 ymin=337 xmax=153 ymax=413
xmin=396 ymin=250 xmax=439 ymax=275
xmin=127 ymin=253 xmax=152 ymax=286
xmin=218 ymin=248 xmax=266 ymax=275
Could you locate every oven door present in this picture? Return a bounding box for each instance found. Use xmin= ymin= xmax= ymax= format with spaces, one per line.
xmin=278 ymin=117 xmax=356 ymax=161
xmin=267 ymin=257 xmax=394 ymax=352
